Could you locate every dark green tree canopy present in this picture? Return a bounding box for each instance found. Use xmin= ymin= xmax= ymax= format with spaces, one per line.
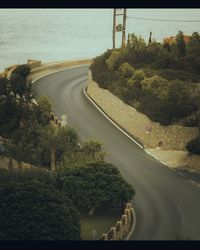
xmin=176 ymin=31 xmax=186 ymax=56
xmin=0 ymin=179 xmax=80 ymax=240
xmin=186 ymin=136 xmax=200 ymax=155
xmin=57 ymin=162 xmax=135 ymax=212
xmin=12 ymin=64 xmax=31 ymax=77
xmin=0 ymin=94 xmax=20 ymax=138
xmin=0 ymin=77 xmax=10 ymax=96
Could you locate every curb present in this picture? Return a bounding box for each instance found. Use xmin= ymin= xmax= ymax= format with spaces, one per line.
xmin=84 ymin=86 xmax=138 ymax=240
xmin=30 ymin=63 xmax=137 ymax=240
xmin=84 ymin=85 xmax=200 ymax=190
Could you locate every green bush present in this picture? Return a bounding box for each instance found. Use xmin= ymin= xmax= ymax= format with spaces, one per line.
xmin=12 ymin=64 xmax=31 ymax=77
xmin=0 ymin=168 xmax=56 ymax=186
xmin=0 ymin=180 xmax=80 ymax=240
xmin=119 ymin=63 xmax=135 ymax=79
xmin=186 ymin=136 xmax=200 ymax=155
xmin=157 ymin=69 xmax=199 ymax=82
xmin=91 ymin=32 xmax=200 ymax=126
xmin=57 ymin=161 xmax=135 ymax=213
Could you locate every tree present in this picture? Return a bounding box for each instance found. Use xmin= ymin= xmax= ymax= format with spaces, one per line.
xmin=42 ymin=124 xmax=78 ymax=171
xmin=0 ymin=168 xmax=56 ymax=186
xmin=0 ymin=94 xmax=20 ymax=139
xmin=0 ymin=180 xmax=80 ymax=240
xmin=62 ymin=139 xmax=106 ymax=166
xmin=119 ymin=63 xmax=135 ymax=79
xmin=34 ymin=96 xmax=52 ymax=126
xmin=186 ymin=32 xmax=200 ymax=56
xmin=186 ymin=136 xmax=200 ymax=155
xmin=12 ymin=64 xmax=31 ymax=77
xmin=106 ymin=50 xmax=120 ymax=71
xmin=127 ymin=33 xmax=146 ymax=52
xmin=0 ymin=77 xmax=9 ymax=96
xmin=57 ymin=162 xmax=135 ymax=215
xmin=10 ymin=73 xmax=27 ymax=97
xmin=7 ymin=124 xmax=44 ymax=168
xmin=176 ymin=31 xmax=186 ymax=56
xmin=90 ymin=32 xmax=199 ymax=126
xmin=10 ymin=64 xmax=32 ymax=102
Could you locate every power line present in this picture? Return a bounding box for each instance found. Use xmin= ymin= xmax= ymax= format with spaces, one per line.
xmin=127 ymin=16 xmax=200 ymax=22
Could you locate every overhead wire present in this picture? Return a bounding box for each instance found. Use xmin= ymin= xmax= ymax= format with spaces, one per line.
xmin=127 ymin=16 xmax=200 ymax=23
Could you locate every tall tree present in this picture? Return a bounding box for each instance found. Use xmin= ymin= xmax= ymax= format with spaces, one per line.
xmin=42 ymin=123 xmax=78 ymax=171
xmin=176 ymin=31 xmax=186 ymax=56
xmin=58 ymin=162 xmax=135 ymax=215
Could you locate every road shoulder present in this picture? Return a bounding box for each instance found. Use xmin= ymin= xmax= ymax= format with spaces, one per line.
xmin=145 ymin=148 xmax=200 ymax=187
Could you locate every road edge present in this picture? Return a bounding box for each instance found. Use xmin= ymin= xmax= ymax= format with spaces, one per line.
xmin=30 ymin=62 xmax=138 ymax=240
xmin=31 ymin=64 xmax=90 ymax=84
xmin=84 ymin=85 xmax=200 ymax=189
xmin=83 ymin=86 xmax=143 ymax=149
xmin=84 ymin=86 xmax=137 ymax=240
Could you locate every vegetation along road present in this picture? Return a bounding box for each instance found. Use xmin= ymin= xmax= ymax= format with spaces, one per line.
xmin=33 ymin=65 xmax=200 ymax=240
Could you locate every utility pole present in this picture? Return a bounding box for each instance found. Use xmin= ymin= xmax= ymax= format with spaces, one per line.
xmin=112 ymin=9 xmax=127 ymax=49
xmin=113 ymin=9 xmax=116 ymax=49
xmin=122 ymin=8 xmax=127 ymax=48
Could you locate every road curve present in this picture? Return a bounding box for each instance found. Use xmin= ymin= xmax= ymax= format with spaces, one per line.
xmin=33 ymin=65 xmax=200 ymax=240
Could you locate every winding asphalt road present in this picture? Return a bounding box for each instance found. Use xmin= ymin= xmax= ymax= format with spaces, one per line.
xmin=33 ymin=65 xmax=200 ymax=240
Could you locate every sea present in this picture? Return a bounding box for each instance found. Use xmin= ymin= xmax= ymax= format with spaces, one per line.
xmin=0 ymin=8 xmax=200 ymax=72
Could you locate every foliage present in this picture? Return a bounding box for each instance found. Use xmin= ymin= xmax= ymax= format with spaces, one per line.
xmin=12 ymin=64 xmax=31 ymax=77
xmin=0 ymin=94 xmax=20 ymax=138
xmin=0 ymin=77 xmax=10 ymax=96
xmin=61 ymin=139 xmax=106 ymax=166
xmin=176 ymin=31 xmax=186 ymax=56
xmin=106 ymin=50 xmax=120 ymax=71
xmin=119 ymin=63 xmax=134 ymax=79
xmin=41 ymin=124 xmax=79 ymax=170
xmin=0 ymin=180 xmax=80 ymax=240
xmin=0 ymin=168 xmax=56 ymax=186
xmin=34 ymin=96 xmax=52 ymax=126
xmin=90 ymin=49 xmax=114 ymax=88
xmin=90 ymin=31 xmax=200 ymax=126
xmin=186 ymin=136 xmax=200 ymax=155
xmin=57 ymin=161 xmax=135 ymax=213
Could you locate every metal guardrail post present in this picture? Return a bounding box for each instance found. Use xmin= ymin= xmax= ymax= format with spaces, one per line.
xmin=102 ymin=234 xmax=108 ymax=240
xmin=117 ymin=221 xmax=123 ymax=240
xmin=111 ymin=227 xmax=117 ymax=240
xmin=122 ymin=214 xmax=128 ymax=234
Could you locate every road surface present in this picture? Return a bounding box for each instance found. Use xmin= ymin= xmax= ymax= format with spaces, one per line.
xmin=33 ymin=65 xmax=200 ymax=240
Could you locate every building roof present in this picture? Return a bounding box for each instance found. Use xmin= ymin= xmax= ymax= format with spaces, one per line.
xmin=163 ymin=35 xmax=191 ymax=45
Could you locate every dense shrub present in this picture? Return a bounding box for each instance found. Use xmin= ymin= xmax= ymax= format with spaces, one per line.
xmin=186 ymin=136 xmax=200 ymax=155
xmin=0 ymin=168 xmax=56 ymax=186
xmin=0 ymin=180 xmax=80 ymax=240
xmin=57 ymin=161 xmax=135 ymax=213
xmin=90 ymin=31 xmax=200 ymax=126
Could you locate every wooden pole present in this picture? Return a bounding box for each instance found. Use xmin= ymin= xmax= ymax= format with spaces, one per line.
xmin=113 ymin=9 xmax=116 ymax=49
xmin=122 ymin=9 xmax=127 ymax=48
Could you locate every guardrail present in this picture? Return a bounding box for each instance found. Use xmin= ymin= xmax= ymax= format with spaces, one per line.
xmin=28 ymin=59 xmax=92 ymax=84
xmin=99 ymin=203 xmax=135 ymax=240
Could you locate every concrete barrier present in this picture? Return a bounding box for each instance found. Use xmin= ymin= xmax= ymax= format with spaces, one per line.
xmin=28 ymin=58 xmax=92 ymax=82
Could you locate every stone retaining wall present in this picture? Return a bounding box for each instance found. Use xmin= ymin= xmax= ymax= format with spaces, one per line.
xmin=87 ymin=71 xmax=199 ymax=150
